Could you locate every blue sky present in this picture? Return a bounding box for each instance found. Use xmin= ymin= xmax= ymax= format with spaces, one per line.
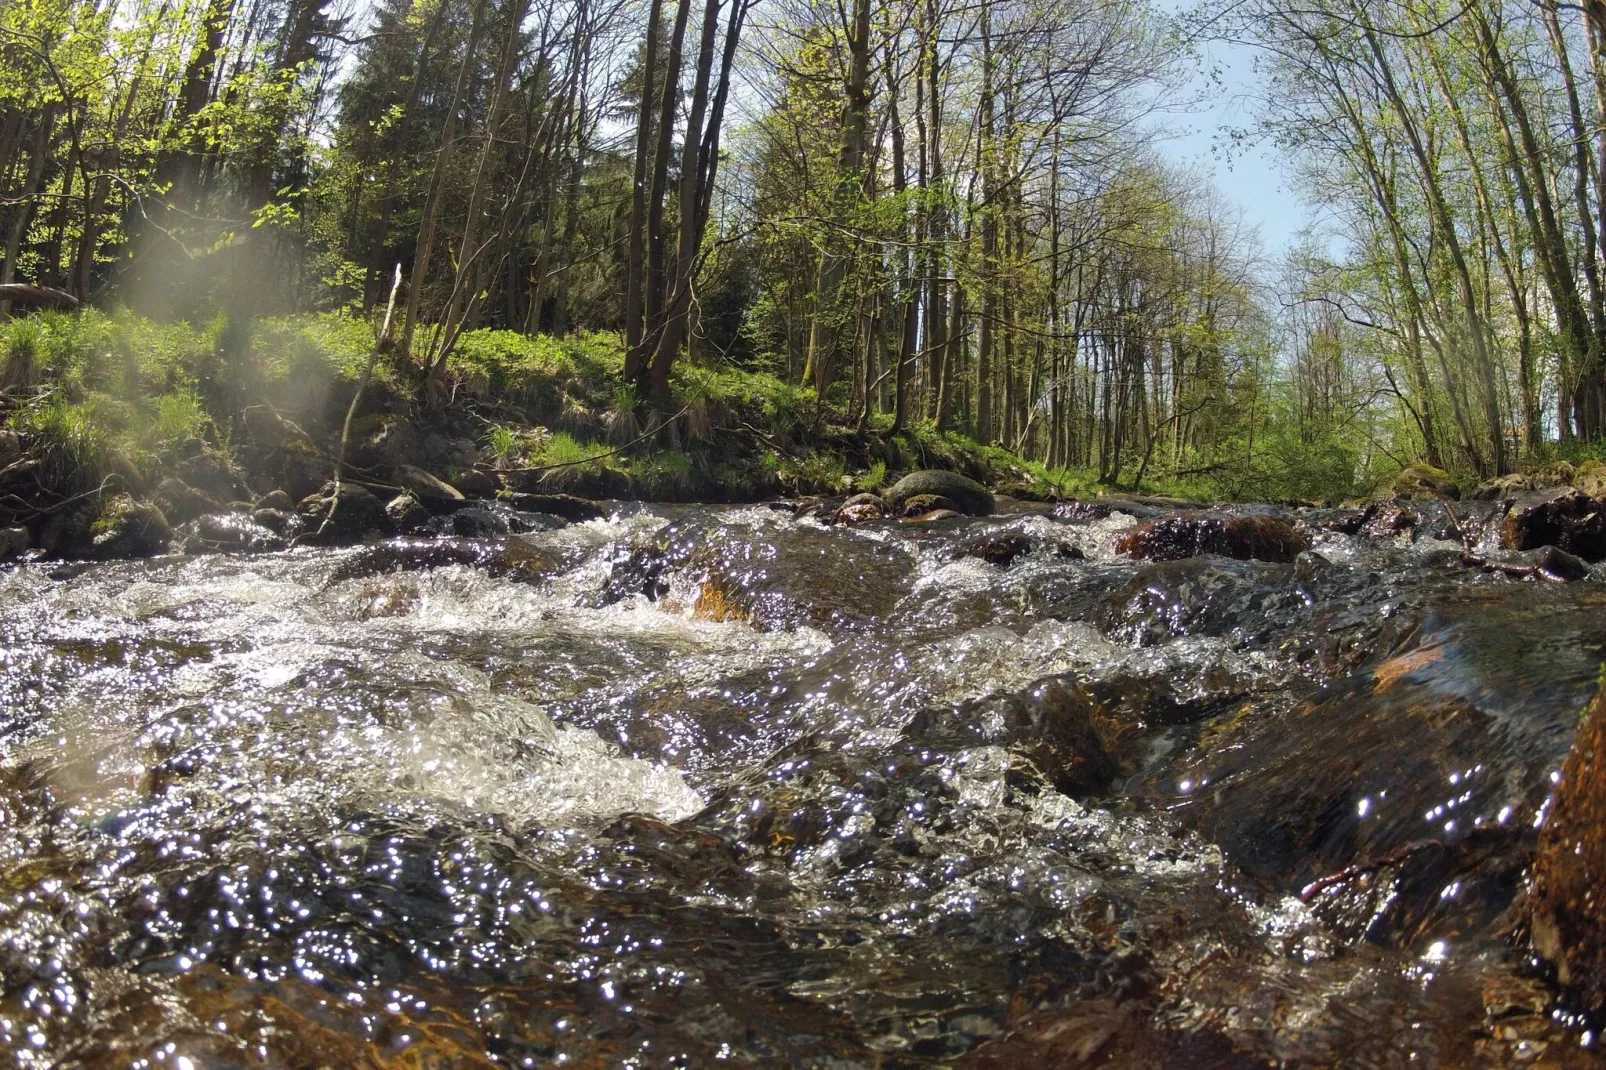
xmin=1155 ymin=27 xmax=1314 ymax=253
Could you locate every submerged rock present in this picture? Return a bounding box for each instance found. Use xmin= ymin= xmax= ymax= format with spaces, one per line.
xmin=1500 ymin=488 xmax=1606 ymax=560
xmin=502 ymin=492 xmax=606 ymax=522
xmin=1531 ymin=684 xmax=1606 ymax=1017
xmin=1156 ymin=586 xmax=1606 ymax=949
xmin=1116 ymin=512 xmax=1308 ymax=563
xmin=176 ymin=513 xmax=288 ymax=555
xmin=885 ymin=470 xmax=995 ymax=517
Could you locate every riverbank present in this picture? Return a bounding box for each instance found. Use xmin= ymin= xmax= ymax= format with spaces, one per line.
xmin=0 ymin=309 xmax=1220 ymax=559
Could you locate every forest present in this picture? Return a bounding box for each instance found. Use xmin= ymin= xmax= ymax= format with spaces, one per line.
xmin=2 ymin=0 xmax=1606 ymax=501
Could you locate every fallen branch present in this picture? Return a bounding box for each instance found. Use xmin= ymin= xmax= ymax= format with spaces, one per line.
xmin=315 ymin=265 xmax=401 ymax=541
xmin=1299 ymin=839 xmax=1446 ymax=902
xmin=0 ymin=283 xmax=78 ymax=310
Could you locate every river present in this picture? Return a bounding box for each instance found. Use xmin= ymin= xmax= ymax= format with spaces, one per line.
xmin=0 ymin=499 xmax=1601 ymax=1066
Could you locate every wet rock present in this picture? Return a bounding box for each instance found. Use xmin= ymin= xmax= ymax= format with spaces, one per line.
xmin=885 ymin=470 xmax=995 ymax=517
xmin=920 ymin=680 xmax=1119 ymax=798
xmin=1393 ymin=464 xmax=1460 ymax=501
xmin=452 ymin=469 xmax=499 ymax=499
xmin=0 ymin=525 xmax=29 ymax=559
xmin=152 ymin=477 xmax=219 ymax=525
xmin=296 ymin=482 xmax=391 ymax=544
xmin=89 ymin=495 xmax=171 ymax=559
xmin=1533 ymin=546 xmax=1593 ymax=582
xmin=905 ymin=508 xmax=964 ymax=523
xmin=256 ymin=489 xmax=293 ymax=511
xmin=394 ymin=464 xmax=466 ymax=511
xmin=503 ymin=492 xmax=606 ymax=522
xmin=901 ymin=493 xmax=960 ymax=518
xmin=1115 ymin=512 xmax=1308 ymax=563
xmin=1100 ymin=557 xmax=1286 ymax=647
xmin=1324 ymin=500 xmax=1415 ymax=537
xmin=1293 ymin=550 xmax=1330 ymax=582
xmin=385 ymin=492 xmax=431 ymax=532
xmin=1156 ymin=586 xmax=1606 ymax=949
xmin=440 ymin=505 xmax=510 ymax=538
xmin=835 ymin=493 xmax=883 ymax=525
xmin=249 ymin=507 xmax=298 ymax=537
xmin=176 ymin=513 xmax=288 ymax=554
xmin=1052 ymin=500 xmax=1112 ymax=521
xmin=951 ymin=529 xmax=1082 ymax=567
xmin=1530 ymin=684 xmax=1606 ymax=1017
xmin=1499 ymin=488 xmax=1606 ymax=560
xmin=326 ymin=537 xmax=558 ymax=584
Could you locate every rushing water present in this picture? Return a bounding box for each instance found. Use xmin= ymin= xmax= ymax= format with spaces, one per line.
xmin=1 ymin=499 xmax=1603 ymax=1067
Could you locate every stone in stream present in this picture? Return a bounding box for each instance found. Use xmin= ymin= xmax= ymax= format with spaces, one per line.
xmin=900 ymin=492 xmax=960 ymax=518
xmin=255 ymin=488 xmax=294 ymax=511
xmin=884 ymin=470 xmax=995 ymax=517
xmin=834 ymin=492 xmax=883 ymax=525
xmin=502 ymin=492 xmax=606 ymax=522
xmin=0 ymin=525 xmax=28 ymax=559
xmin=1500 ymin=487 xmax=1606 ymax=560
xmin=89 ymin=495 xmax=171 ymax=559
xmin=393 ymin=464 xmax=465 ymax=511
xmin=295 ymin=481 xmax=392 ymax=543
xmin=1115 ymin=512 xmax=1308 ymax=563
xmin=152 ymin=477 xmax=219 ymax=525
xmin=1393 ymin=463 xmax=1460 ymax=500
xmin=451 ymin=468 xmax=499 ymax=499
xmin=384 ymin=491 xmax=431 ymax=532
xmin=1152 ymin=584 xmax=1606 ymax=951
xmin=175 ymin=513 xmax=288 ymax=554
xmin=1530 ymin=683 xmax=1606 ymax=1018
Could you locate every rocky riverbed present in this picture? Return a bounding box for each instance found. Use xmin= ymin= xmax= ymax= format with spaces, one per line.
xmin=1 ymin=474 xmax=1605 ymax=1066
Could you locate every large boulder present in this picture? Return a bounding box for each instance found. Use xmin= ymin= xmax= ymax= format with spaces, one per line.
xmin=451 ymin=468 xmax=499 ymax=499
xmin=1470 ymin=473 xmax=1536 ymax=501
xmin=1576 ymin=459 xmax=1606 ymax=499
xmin=884 ymin=470 xmax=994 ymax=517
xmin=1392 ymin=464 xmax=1459 ymax=501
xmin=153 ymin=477 xmax=220 ymax=525
xmin=296 ymin=482 xmax=391 ymax=544
xmin=1115 ymin=512 xmax=1308 ymax=563
xmin=90 ymin=495 xmax=172 ymax=560
xmin=1531 ymin=684 xmax=1606 ymax=1017
xmin=1499 ymin=488 xmax=1606 ymax=560
xmin=394 ymin=464 xmax=465 ymax=512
